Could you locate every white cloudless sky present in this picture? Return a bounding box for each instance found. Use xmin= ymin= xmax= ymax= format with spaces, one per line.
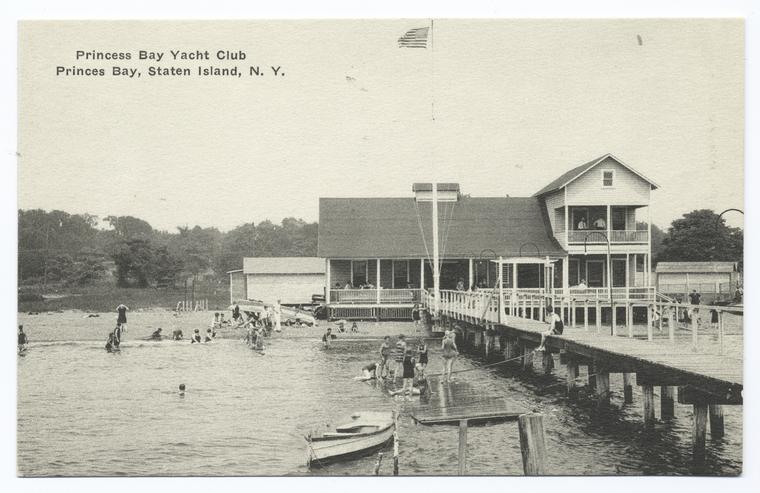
xmin=18 ymin=19 xmax=743 ymax=231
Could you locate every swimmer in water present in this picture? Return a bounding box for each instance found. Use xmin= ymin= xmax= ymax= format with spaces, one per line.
xmin=105 ymin=333 xmax=116 ymax=353
xmin=150 ymin=327 xmax=163 ymax=340
xmin=18 ymin=325 xmax=28 ymax=351
xmin=322 ymin=328 xmax=333 ymax=348
xmin=191 ymin=329 xmax=202 ymax=344
xmin=354 ymin=362 xmax=378 ymax=381
xmin=204 ymin=328 xmax=215 ymax=342
xmin=179 ymin=383 xmax=186 ymax=397
xmin=172 ymin=329 xmax=184 ymax=340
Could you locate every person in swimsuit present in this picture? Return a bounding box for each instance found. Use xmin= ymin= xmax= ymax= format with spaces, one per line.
xmin=178 ymin=383 xmax=186 ymax=397
xmin=441 ymin=332 xmax=458 ymax=382
xmin=350 ymin=321 xmax=359 ymax=333
xmin=394 ymin=335 xmax=407 ymax=381
xmin=172 ymin=329 xmax=184 ymax=340
xmin=112 ymin=324 xmax=123 ymax=348
xmin=18 ymin=325 xmax=28 ymax=351
xmin=401 ymin=349 xmax=416 ymax=399
xmin=232 ymin=303 xmax=241 ymax=322
xmin=416 ymin=338 xmax=428 ymax=375
xmin=356 ymin=362 xmax=378 ymax=380
xmin=105 ymin=333 xmax=116 ymax=353
xmin=116 ymin=304 xmax=129 ymax=333
xmin=378 ymin=336 xmax=392 ymax=379
xmin=412 ymin=303 xmax=421 ymax=330
xmin=191 ymin=329 xmax=202 ymax=344
xmin=536 ymin=307 xmax=564 ymax=352
xmin=150 ymin=327 xmax=163 ymax=340
xmin=322 ymin=328 xmax=333 ymax=348
xmin=254 ymin=327 xmax=265 ymax=350
xmin=204 ymin=328 xmax=215 ymax=342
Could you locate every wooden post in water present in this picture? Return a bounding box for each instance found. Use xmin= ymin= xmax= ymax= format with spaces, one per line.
xmin=595 ymin=371 xmax=610 ymax=408
xmin=709 ymin=404 xmax=725 ymax=439
xmin=661 ymin=386 xmax=675 ymax=420
xmin=643 ymin=384 xmax=656 ymax=430
xmin=518 ymin=413 xmax=547 ymax=475
xmin=392 ymin=410 xmax=399 ymax=475
xmin=522 ymin=344 xmax=534 ymax=371
xmin=566 ymin=361 xmax=579 ymax=395
xmin=622 ymin=373 xmax=633 ymax=404
xmin=693 ymin=403 xmax=708 ymax=462
xmin=458 ymin=419 xmax=468 ymax=475
xmin=541 ymin=352 xmax=554 ymax=375
xmin=374 ymin=452 xmax=384 ymax=475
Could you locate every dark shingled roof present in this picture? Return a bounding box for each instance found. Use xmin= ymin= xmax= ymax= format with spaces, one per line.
xmin=318 ymin=196 xmax=566 ymax=259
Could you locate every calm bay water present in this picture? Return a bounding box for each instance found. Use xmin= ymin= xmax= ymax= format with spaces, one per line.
xmin=17 ymin=312 xmax=742 ymax=476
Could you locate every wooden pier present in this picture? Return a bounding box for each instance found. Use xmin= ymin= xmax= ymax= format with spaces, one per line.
xmin=426 ymin=288 xmax=743 ymax=462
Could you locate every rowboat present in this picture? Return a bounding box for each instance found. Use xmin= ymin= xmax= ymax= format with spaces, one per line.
xmin=306 ymin=411 xmax=394 ymax=467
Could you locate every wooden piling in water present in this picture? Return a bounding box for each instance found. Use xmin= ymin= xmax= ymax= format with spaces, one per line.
xmin=709 ymin=404 xmax=725 ymax=439
xmin=392 ymin=410 xmax=399 ymax=475
xmin=587 ymin=362 xmax=596 ymax=389
xmin=661 ymin=386 xmax=675 ymax=420
xmin=541 ymin=352 xmax=554 ymax=375
xmin=693 ymin=403 xmax=708 ymax=462
xmin=595 ymin=371 xmax=610 ymax=408
xmin=458 ymin=419 xmax=468 ymax=475
xmin=623 ymin=373 xmax=633 ymax=403
xmin=522 ymin=344 xmax=534 ymax=371
xmin=643 ymin=384 xmax=655 ymax=430
xmin=566 ymin=361 xmax=579 ymax=395
xmin=374 ymin=452 xmax=384 ymax=475
xmin=518 ymin=413 xmax=547 ymax=475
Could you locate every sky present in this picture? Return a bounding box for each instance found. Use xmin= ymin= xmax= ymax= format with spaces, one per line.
xmin=18 ymin=19 xmax=744 ymax=232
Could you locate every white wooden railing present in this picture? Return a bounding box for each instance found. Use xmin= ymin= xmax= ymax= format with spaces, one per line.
xmin=567 ymin=229 xmax=648 ymax=243
xmin=329 ymin=288 xmax=422 ymax=305
xmin=426 ymin=288 xmax=742 ymax=355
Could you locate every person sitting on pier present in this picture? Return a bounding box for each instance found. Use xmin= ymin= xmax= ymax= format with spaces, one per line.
xmin=536 ymin=307 xmax=564 ymax=352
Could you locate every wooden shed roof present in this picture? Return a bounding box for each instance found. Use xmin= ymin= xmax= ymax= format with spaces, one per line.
xmin=242 ymin=257 xmax=324 ymax=275
xmin=318 ymin=196 xmax=566 ymax=259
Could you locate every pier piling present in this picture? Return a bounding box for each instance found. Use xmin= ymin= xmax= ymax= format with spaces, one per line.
xmin=643 ymin=385 xmax=656 ymax=430
xmin=623 ymin=373 xmax=634 ymax=403
xmin=541 ymin=352 xmax=554 ymax=375
xmin=693 ymin=403 xmax=708 ymax=462
xmin=587 ymin=362 xmax=596 ymax=389
xmin=458 ymin=419 xmax=468 ymax=475
xmin=521 ymin=344 xmax=534 ymax=371
xmin=661 ymin=386 xmax=675 ymax=420
xmin=709 ymin=404 xmax=725 ymax=439
xmin=595 ymin=371 xmax=610 ymax=408
xmin=566 ymin=362 xmax=579 ymax=395
xmin=518 ymin=413 xmax=547 ymax=475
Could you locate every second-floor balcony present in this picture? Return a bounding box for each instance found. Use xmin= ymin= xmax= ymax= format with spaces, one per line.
xmin=568 ymin=229 xmax=649 ymax=244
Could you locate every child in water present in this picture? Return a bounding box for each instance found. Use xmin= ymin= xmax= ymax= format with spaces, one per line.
xmin=204 ymin=328 xmax=215 ymax=342
xmin=191 ymin=329 xmax=202 ymax=344
xmin=105 ymin=333 xmax=117 ymax=353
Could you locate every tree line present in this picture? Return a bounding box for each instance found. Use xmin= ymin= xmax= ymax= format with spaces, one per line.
xmin=18 ymin=207 xmax=741 ymax=290
xmin=18 ymin=209 xmax=317 ymax=289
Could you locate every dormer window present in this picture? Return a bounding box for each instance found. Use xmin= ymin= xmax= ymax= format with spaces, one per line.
xmin=602 ymin=169 xmax=615 ymax=188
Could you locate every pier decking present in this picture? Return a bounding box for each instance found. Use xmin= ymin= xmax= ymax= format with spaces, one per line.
xmin=425 ymin=288 xmax=743 ymax=461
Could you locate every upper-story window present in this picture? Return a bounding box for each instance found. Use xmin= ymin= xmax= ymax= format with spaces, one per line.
xmin=601 ymin=169 xmax=615 ymax=188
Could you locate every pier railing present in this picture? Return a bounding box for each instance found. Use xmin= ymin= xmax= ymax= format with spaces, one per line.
xmin=429 ymin=288 xmax=742 ymax=355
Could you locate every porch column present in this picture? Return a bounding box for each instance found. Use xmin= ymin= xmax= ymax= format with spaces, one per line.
xmin=513 ymin=261 xmax=518 ymax=296
xmin=625 ymin=254 xmax=629 ymax=299
xmin=606 ymin=205 xmax=611 ymax=240
xmin=326 ymin=259 xmax=331 ymax=303
xmin=562 ymin=256 xmax=569 ymax=296
xmin=420 ymin=258 xmax=425 ymax=290
xmin=376 ymin=258 xmax=381 ymax=304
xmin=468 ymin=258 xmax=474 ymax=290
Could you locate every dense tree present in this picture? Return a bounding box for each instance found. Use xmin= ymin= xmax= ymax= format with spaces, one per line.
xmin=657 ymin=209 xmax=743 ymax=266
xmin=216 ymin=223 xmax=256 ymax=274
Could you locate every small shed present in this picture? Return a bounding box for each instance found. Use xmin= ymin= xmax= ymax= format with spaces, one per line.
xmin=229 ymin=257 xmax=325 ymax=305
xmin=655 ymin=261 xmax=739 ymax=302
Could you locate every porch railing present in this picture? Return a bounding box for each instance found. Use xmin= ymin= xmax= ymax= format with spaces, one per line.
xmin=329 ymin=288 xmax=422 ymax=305
xmin=567 ymin=229 xmax=648 ymax=243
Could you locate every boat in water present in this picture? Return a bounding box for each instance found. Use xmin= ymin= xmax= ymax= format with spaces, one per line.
xmin=306 ymin=411 xmax=394 ymax=467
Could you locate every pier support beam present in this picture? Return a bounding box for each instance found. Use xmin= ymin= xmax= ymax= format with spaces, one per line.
xmin=661 ymin=386 xmax=675 ymax=420
xmin=595 ymin=371 xmax=610 ymax=408
xmin=622 ymin=373 xmax=634 ymax=404
xmin=693 ymin=403 xmax=708 ymax=462
xmin=521 ymin=344 xmax=534 ymax=372
xmin=709 ymin=404 xmax=725 ymax=439
xmin=643 ymin=385 xmax=656 ymax=430
xmin=541 ymin=352 xmax=554 ymax=375
xmin=587 ymin=362 xmax=596 ymax=389
xmin=566 ymin=362 xmax=579 ymax=395
xmin=504 ymin=337 xmax=519 ymax=362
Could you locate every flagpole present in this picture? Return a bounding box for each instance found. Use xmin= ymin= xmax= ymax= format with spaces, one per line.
xmin=432 ymin=183 xmax=440 ymax=315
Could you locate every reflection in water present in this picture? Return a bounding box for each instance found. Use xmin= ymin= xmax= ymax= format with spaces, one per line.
xmin=17 ymin=316 xmax=741 ymax=476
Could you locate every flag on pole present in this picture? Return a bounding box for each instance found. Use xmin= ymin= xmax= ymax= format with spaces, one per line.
xmin=398 ymin=27 xmax=429 ymax=48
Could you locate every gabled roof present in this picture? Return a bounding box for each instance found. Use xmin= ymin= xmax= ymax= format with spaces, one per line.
xmin=243 ymin=257 xmax=324 ymax=275
xmin=533 ymin=153 xmax=659 ymax=197
xmin=318 ymin=196 xmax=566 ymax=259
xmin=655 ymin=262 xmax=738 ymax=274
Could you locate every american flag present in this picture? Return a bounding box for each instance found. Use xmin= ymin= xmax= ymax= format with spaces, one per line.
xmin=398 ymin=27 xmax=429 ymax=48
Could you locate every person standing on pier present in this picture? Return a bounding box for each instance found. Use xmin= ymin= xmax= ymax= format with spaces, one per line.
xmin=116 ymin=304 xmax=129 ymax=334
xmin=441 ymin=332 xmax=458 ymax=382
xmin=394 ymin=335 xmax=407 ymax=381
